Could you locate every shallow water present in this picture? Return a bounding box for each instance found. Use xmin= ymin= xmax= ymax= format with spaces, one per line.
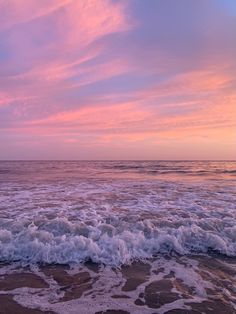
xmin=0 ymin=161 xmax=236 ymax=313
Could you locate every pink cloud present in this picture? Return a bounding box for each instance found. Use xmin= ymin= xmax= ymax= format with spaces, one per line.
xmin=0 ymin=1 xmax=235 ymax=159
xmin=0 ymin=0 xmax=70 ymax=31
xmin=0 ymin=0 xmax=133 ymax=117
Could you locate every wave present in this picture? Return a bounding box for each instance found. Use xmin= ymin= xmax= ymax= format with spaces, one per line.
xmin=102 ymin=164 xmax=236 ymax=176
xmin=220 ymin=169 xmax=236 ymax=174
xmin=0 ymin=218 xmax=236 ymax=265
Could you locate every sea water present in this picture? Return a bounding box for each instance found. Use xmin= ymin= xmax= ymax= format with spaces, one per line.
xmin=0 ymin=161 xmax=235 ymax=313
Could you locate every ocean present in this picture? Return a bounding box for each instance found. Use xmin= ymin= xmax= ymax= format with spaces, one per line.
xmin=0 ymin=161 xmax=236 ymax=313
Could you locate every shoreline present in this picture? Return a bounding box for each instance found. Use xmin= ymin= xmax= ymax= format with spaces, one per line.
xmin=0 ymin=255 xmax=236 ymax=314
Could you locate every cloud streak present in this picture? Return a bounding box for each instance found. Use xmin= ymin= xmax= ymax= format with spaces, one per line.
xmin=0 ymin=0 xmax=235 ymax=159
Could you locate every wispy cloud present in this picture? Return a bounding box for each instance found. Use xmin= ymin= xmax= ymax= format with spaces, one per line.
xmin=0 ymin=0 xmax=235 ymax=159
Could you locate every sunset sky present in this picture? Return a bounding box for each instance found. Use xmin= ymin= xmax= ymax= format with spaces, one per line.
xmin=0 ymin=0 xmax=235 ymax=160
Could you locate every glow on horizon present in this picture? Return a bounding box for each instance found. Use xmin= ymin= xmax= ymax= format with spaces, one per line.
xmin=0 ymin=0 xmax=235 ymax=160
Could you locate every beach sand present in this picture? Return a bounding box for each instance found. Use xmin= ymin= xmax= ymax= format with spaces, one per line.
xmin=0 ymin=255 xmax=235 ymax=314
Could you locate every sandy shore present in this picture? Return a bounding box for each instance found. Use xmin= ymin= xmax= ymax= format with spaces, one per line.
xmin=0 ymin=255 xmax=236 ymax=314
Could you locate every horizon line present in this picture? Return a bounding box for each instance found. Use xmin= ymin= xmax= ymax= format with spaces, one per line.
xmin=0 ymin=159 xmax=235 ymax=162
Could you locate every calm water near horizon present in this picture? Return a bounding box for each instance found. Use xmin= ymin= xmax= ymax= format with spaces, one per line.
xmin=0 ymin=160 xmax=236 ymax=313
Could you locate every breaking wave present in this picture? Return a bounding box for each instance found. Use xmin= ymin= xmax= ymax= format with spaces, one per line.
xmin=1 ymin=217 xmax=236 ymax=265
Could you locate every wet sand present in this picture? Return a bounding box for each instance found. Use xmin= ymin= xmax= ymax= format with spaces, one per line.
xmin=0 ymin=255 xmax=236 ymax=314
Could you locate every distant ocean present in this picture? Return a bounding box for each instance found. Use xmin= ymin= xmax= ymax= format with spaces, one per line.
xmin=0 ymin=161 xmax=236 ymax=313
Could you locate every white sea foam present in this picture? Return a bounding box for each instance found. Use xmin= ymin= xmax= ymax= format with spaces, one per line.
xmin=0 ymin=255 xmax=225 ymax=314
xmin=0 ymin=216 xmax=236 ymax=265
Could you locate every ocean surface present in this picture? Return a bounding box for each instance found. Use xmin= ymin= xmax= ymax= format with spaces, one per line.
xmin=0 ymin=160 xmax=236 ymax=313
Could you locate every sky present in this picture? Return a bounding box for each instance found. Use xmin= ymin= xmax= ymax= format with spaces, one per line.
xmin=0 ymin=0 xmax=236 ymax=160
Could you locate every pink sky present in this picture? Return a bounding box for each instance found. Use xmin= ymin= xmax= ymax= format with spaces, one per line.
xmin=0 ymin=0 xmax=235 ymax=160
